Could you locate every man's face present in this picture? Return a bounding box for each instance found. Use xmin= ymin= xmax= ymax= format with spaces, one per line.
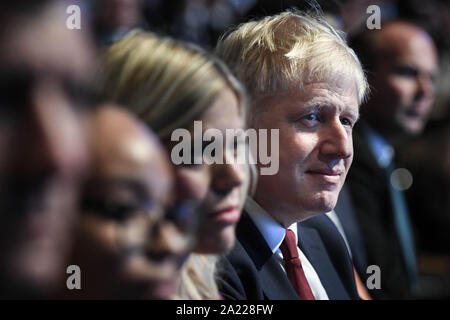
xmin=368 ymin=23 xmax=438 ymax=138
xmin=0 ymin=3 xmax=94 ymax=297
xmin=253 ymin=81 xmax=359 ymax=227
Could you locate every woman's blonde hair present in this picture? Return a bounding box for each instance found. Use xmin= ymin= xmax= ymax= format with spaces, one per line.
xmin=100 ymin=30 xmax=247 ymax=139
xmin=173 ymin=254 xmax=220 ymax=300
xmin=100 ymin=31 xmax=249 ymax=300
xmin=216 ymin=10 xmax=368 ymax=124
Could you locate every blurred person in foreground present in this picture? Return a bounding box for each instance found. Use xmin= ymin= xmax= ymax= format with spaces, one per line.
xmin=215 ymin=10 xmax=368 ymax=300
xmin=66 ymin=105 xmax=191 ymax=299
xmin=347 ymin=20 xmax=438 ymax=299
xmin=101 ymin=31 xmax=248 ymax=299
xmin=0 ymin=0 xmax=96 ymax=298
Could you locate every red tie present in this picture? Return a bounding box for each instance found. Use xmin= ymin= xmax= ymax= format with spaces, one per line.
xmin=280 ymin=229 xmax=315 ymax=300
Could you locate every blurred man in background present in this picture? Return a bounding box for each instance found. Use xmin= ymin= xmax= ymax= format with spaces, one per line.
xmin=347 ymin=21 xmax=438 ymax=299
xmin=0 ymin=1 xmax=96 ymax=298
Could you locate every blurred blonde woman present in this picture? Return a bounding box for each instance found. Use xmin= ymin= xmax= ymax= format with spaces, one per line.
xmin=100 ymin=31 xmax=251 ymax=299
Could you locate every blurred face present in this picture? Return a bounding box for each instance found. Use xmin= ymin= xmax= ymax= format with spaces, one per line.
xmin=367 ymin=23 xmax=438 ymax=139
xmin=170 ymin=88 xmax=246 ymax=254
xmin=253 ymin=80 xmax=359 ymax=227
xmin=75 ymin=108 xmax=190 ymax=300
xmin=0 ymin=3 xmax=94 ymax=297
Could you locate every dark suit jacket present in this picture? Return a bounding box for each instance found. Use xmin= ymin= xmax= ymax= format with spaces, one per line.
xmin=345 ymin=122 xmax=411 ymax=299
xmin=334 ymin=185 xmax=368 ymax=276
xmin=334 ymin=185 xmax=389 ymax=299
xmin=217 ymin=211 xmax=359 ymax=300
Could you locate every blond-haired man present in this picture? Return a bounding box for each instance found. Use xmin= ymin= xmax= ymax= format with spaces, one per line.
xmin=216 ymin=11 xmax=368 ymax=300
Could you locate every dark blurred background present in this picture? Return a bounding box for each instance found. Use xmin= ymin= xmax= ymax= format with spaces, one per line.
xmin=89 ymin=0 xmax=450 ymax=120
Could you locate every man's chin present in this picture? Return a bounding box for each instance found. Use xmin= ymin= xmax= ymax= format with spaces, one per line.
xmin=398 ymin=118 xmax=427 ymax=138
xmin=304 ymin=192 xmax=338 ymax=216
xmin=405 ymin=126 xmax=425 ymax=137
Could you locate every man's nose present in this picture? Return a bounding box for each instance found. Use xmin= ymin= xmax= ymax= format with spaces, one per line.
xmin=415 ymin=73 xmax=435 ymax=102
xmin=319 ymin=120 xmax=353 ymax=161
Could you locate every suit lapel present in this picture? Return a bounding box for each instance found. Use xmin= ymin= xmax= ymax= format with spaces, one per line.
xmin=335 ymin=185 xmax=369 ymax=275
xmin=259 ymin=255 xmax=299 ymax=300
xmin=237 ymin=212 xmax=298 ymax=300
xmin=297 ymin=224 xmax=351 ymax=300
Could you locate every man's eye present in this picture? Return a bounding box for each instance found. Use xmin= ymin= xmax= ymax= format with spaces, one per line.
xmin=299 ymin=113 xmax=321 ymax=127
xmin=341 ymin=118 xmax=352 ymax=127
xmin=305 ymin=113 xmax=318 ymax=121
xmin=393 ymin=66 xmax=418 ymax=78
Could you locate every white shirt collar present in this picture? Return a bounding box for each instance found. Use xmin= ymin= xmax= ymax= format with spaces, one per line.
xmin=244 ymin=197 xmax=329 ymax=300
xmin=363 ymin=124 xmax=394 ymax=168
xmin=244 ymin=197 xmax=298 ymax=254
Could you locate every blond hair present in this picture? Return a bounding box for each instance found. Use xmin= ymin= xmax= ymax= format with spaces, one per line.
xmin=173 ymin=254 xmax=220 ymax=300
xmin=216 ymin=10 xmax=368 ymax=122
xmin=173 ymin=153 xmax=253 ymax=300
xmin=100 ymin=31 xmax=249 ymax=300
xmin=101 ymin=30 xmax=246 ymax=139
